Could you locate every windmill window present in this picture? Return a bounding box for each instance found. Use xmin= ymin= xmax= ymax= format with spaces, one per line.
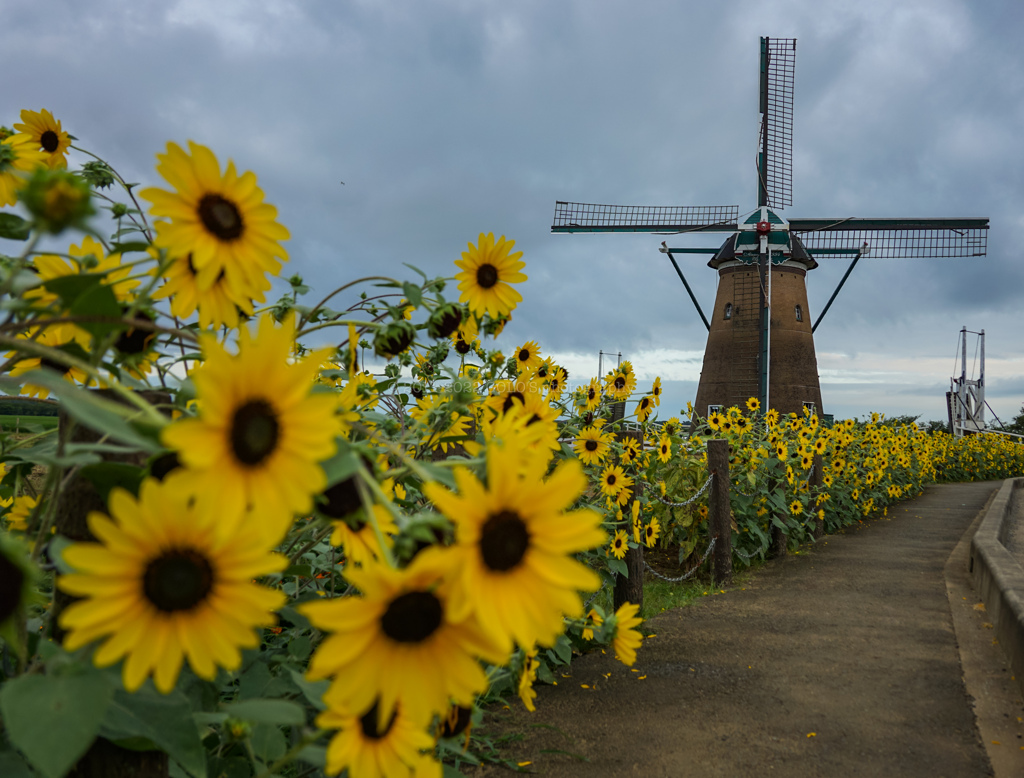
xmin=724 ymin=303 xmax=733 ymax=320
xmin=708 ymin=405 xmax=723 ymax=417
xmin=795 ymin=304 xmax=803 ymax=322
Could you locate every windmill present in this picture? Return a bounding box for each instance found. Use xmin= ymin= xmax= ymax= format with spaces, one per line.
xmin=552 ymin=37 xmax=989 ymax=421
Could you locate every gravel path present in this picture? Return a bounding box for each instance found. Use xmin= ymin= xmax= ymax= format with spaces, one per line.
xmin=477 ymin=481 xmax=1003 ymax=777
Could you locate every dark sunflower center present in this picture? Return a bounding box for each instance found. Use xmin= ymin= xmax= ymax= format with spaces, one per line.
xmin=115 ymin=310 xmax=155 ymax=355
xmin=0 ymin=552 xmax=24 ymax=623
xmin=480 ymin=510 xmax=529 ymax=572
xmin=149 ymin=451 xmax=182 ymax=481
xmin=380 ymin=591 xmax=443 ymax=643
xmin=476 ymin=264 xmax=499 ymax=289
xmin=440 ymin=705 xmax=473 ymax=739
xmin=230 ymin=400 xmax=280 ymax=466
xmin=40 ymin=356 xmax=72 ymax=376
xmin=501 ymin=391 xmax=525 ymax=414
xmin=359 ymin=701 xmax=398 ymax=740
xmin=585 ymin=439 xmax=599 ymax=452
xmin=606 ymin=474 xmax=617 ymax=486
xmin=614 ymin=376 xmax=625 ymax=390
xmin=588 ymin=387 xmax=596 ymax=400
xmin=518 ymin=349 xmax=530 ymax=362
xmin=143 ymin=548 xmax=214 ymax=612
xmin=640 ymin=398 xmax=650 ymax=410
xmin=40 ymin=130 xmax=59 ymax=153
xmin=198 ymin=194 xmax=244 ymax=241
xmin=318 ymin=476 xmax=363 ymax=520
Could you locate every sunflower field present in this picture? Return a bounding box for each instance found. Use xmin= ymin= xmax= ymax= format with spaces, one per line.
xmin=0 ymin=110 xmax=1022 ymax=778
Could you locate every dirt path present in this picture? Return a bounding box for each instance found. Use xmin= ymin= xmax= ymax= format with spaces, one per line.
xmin=477 ymin=481 xmax=1008 ymax=777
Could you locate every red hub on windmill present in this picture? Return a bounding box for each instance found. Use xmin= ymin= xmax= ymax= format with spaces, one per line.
xmin=756 ymin=220 xmax=771 ymax=234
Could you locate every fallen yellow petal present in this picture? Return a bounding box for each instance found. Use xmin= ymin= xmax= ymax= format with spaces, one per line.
xmin=807 ymin=733 xmax=816 ymax=738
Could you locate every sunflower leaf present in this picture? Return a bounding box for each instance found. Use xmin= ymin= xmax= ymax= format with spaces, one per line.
xmin=41 ymin=273 xmax=106 ymax=308
xmin=109 ymin=241 xmax=152 ymax=255
xmin=401 ymin=281 xmax=422 ymax=307
xmin=0 ymin=213 xmax=31 ymax=241
xmin=99 ymin=685 xmax=207 ymax=778
xmin=0 ymin=669 xmax=115 ymax=778
xmin=222 ymin=698 xmax=306 ymax=726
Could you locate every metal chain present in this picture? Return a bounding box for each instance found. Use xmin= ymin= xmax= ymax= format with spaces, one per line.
xmin=654 ymin=474 xmax=714 ymax=507
xmin=643 ymin=536 xmax=716 ymax=582
xmin=583 ymin=581 xmax=610 ymax=612
xmin=731 ymin=542 xmax=766 ymax=561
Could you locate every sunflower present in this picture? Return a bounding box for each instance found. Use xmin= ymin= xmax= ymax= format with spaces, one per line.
xmin=572 ymin=425 xmax=614 ymax=466
xmin=547 ymin=366 xmax=568 ymax=399
xmin=599 ymin=465 xmax=632 ymax=501
xmin=4 ymin=495 xmax=38 ymax=533
xmin=140 ymin=141 xmax=289 ymax=301
xmin=764 ymin=408 xmax=780 ymax=427
xmin=422 ymin=440 xmax=605 ymax=652
xmin=789 ymin=500 xmax=803 ymax=516
xmin=453 ymin=232 xmax=527 ymax=319
xmin=635 ymin=395 xmax=655 ymax=423
xmin=161 ymin=314 xmax=340 ymax=542
xmin=325 ymin=503 xmax=398 ymax=567
xmin=620 ymin=438 xmax=641 ymax=466
xmin=518 ymin=648 xmax=540 ymax=712
xmin=746 ymin=397 xmax=760 ymax=413
xmin=7 ymin=325 xmax=94 ymax=399
xmin=609 ymin=529 xmax=628 ymax=560
xmin=302 ymin=547 xmax=506 ymax=721
xmin=13 ymin=109 xmax=70 ymax=169
xmin=651 ymin=377 xmax=663 ymax=406
xmin=611 ymin=602 xmax=643 ymax=666
xmin=581 ymin=608 xmax=603 ymax=642
xmin=604 ymin=362 xmax=636 ymax=401
xmin=707 ymin=411 xmax=723 ymax=431
xmin=734 ymin=416 xmax=750 ymax=434
xmin=316 ymin=688 xmax=439 ymax=778
xmin=408 ymin=393 xmax=474 ymax=453
xmin=0 ymin=133 xmax=47 ymax=206
xmin=27 ymin=237 xmax=139 ymax=313
xmin=654 ymin=436 xmax=672 ymax=464
xmin=57 ymin=478 xmax=287 ymax=693
xmin=643 ymin=518 xmax=661 ymax=548
xmin=154 ymin=249 xmax=268 ymax=330
xmin=512 ymin=340 xmax=542 ymax=373
xmin=579 ymin=377 xmax=602 ymax=412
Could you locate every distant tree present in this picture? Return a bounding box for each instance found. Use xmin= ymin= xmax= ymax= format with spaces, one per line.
xmin=922 ymin=419 xmax=949 ymax=434
xmin=1004 ymin=404 xmax=1024 ymax=435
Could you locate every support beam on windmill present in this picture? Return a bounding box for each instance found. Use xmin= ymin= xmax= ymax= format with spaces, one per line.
xmin=552 ymin=36 xmax=989 ymax=423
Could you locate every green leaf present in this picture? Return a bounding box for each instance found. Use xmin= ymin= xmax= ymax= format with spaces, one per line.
xmin=287 ymin=669 xmax=327 ymax=711
xmin=41 ymin=273 xmax=106 ymax=308
xmin=78 ymin=462 xmax=145 ymax=501
xmin=70 ymin=281 xmax=123 ymax=339
xmin=0 ymin=373 xmax=161 ymax=453
xmin=249 ymin=722 xmax=287 ymax=763
xmin=401 ymin=281 xmax=422 ymax=308
xmin=552 ymin=634 xmax=573 ymax=664
xmin=0 ymin=213 xmax=30 ymax=240
xmin=297 ymin=745 xmax=326 ymax=767
xmin=606 ymin=558 xmax=628 ymax=577
xmin=0 ymin=670 xmax=115 ymax=778
xmin=222 ymin=699 xmax=306 ymax=726
xmin=98 ymin=685 xmax=206 ymax=778
xmin=0 ymin=750 xmax=35 ymax=778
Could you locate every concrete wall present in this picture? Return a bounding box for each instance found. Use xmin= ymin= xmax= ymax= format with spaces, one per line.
xmin=970 ymin=478 xmax=1024 ymax=700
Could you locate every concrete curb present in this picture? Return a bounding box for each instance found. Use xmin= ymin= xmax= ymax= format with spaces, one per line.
xmin=970 ymin=477 xmax=1024 ymax=700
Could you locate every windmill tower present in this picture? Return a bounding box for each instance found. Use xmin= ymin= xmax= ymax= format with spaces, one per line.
xmin=552 ymin=37 xmax=989 ymax=421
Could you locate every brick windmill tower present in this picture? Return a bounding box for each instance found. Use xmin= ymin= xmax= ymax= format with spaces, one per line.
xmin=552 ymin=37 xmax=989 ymax=420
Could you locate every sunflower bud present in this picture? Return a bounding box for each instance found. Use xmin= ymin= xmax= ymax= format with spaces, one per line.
xmin=373 ymin=320 xmax=415 ymax=359
xmin=20 ymin=168 xmax=94 ymax=234
xmin=426 ymin=303 xmax=464 ymax=340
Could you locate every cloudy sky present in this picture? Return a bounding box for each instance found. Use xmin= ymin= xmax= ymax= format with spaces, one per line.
xmin=4 ymin=0 xmax=1023 ymax=425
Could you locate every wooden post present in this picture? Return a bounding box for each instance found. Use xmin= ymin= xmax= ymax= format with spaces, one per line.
xmin=811 ymin=453 xmax=825 ymax=539
xmin=613 ymin=428 xmax=644 ymax=612
xmin=53 ymin=390 xmax=170 ymax=778
xmin=707 ymin=439 xmax=732 ymax=586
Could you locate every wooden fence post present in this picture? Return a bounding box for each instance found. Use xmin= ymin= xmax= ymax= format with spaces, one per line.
xmin=707 ymin=439 xmax=732 ymax=586
xmin=613 ymin=427 xmax=644 ymax=612
xmin=53 ymin=390 xmax=170 ymax=778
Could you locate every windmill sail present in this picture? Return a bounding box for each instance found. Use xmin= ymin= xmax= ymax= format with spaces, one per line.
xmin=551 ymin=202 xmax=739 ymax=233
xmin=790 ymin=217 xmax=989 ymax=258
xmin=759 ymin=37 xmax=796 ymax=209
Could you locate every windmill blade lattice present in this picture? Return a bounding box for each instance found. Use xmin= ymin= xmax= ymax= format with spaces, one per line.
xmin=760 ymin=37 xmax=796 ymax=209
xmin=790 ymin=217 xmax=989 ymax=258
xmin=551 ymin=201 xmax=739 ymax=234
